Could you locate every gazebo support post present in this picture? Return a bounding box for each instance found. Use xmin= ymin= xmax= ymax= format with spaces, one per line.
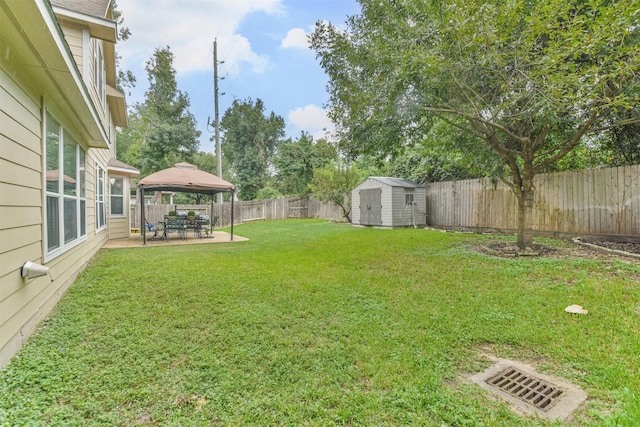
xmin=231 ymin=191 xmax=234 ymax=241
xmin=141 ymin=185 xmax=146 ymax=245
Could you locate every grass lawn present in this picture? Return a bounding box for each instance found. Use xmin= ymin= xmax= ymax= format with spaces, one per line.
xmin=1 ymin=220 xmax=639 ymax=426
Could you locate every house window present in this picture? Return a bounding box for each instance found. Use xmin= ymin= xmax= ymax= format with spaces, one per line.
xmin=110 ymin=176 xmax=125 ymax=216
xmin=92 ymin=39 xmax=105 ymax=105
xmin=96 ymin=164 xmax=106 ymax=230
xmin=405 ymin=193 xmax=414 ymax=205
xmin=45 ymin=113 xmax=86 ymax=258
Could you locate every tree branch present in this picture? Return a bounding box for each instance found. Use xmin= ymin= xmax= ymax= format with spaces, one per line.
xmin=425 ymin=107 xmax=525 ymax=157
xmin=535 ymin=112 xmax=599 ymax=172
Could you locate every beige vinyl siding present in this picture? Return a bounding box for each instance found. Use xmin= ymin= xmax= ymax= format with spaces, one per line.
xmin=0 ymin=66 xmax=43 ymax=274
xmin=62 ymin=25 xmax=84 ymax=74
xmin=0 ymin=65 xmax=113 ymax=369
xmin=0 ymin=63 xmax=47 ymax=367
xmin=109 ymin=174 xmax=131 ymax=239
xmin=57 ymin=22 xmax=113 ymax=139
xmin=109 ymin=218 xmax=129 ymax=239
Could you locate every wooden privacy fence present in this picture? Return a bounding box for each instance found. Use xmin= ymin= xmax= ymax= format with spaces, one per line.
xmin=132 ymin=196 xmax=346 ymax=230
xmin=425 ymin=164 xmax=640 ymax=239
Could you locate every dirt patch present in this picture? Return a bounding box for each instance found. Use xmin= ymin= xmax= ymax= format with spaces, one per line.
xmin=474 ymin=240 xmax=639 ymax=261
xmin=475 ymin=242 xmax=601 ymax=259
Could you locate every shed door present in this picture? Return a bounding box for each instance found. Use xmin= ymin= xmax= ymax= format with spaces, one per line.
xmin=359 ymin=188 xmax=382 ymax=225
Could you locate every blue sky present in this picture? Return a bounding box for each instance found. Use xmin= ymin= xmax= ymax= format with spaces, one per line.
xmin=117 ymin=0 xmax=361 ymax=153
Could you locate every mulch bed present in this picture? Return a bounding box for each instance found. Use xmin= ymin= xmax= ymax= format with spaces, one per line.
xmin=476 ymin=241 xmax=640 ymax=260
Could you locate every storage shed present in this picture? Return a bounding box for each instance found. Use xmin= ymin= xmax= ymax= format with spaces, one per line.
xmin=352 ymin=177 xmax=426 ymax=227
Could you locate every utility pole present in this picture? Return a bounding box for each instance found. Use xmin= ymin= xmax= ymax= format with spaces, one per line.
xmin=213 ymin=39 xmax=224 ymax=204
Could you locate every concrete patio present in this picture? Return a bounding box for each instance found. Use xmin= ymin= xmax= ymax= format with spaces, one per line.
xmin=103 ymin=231 xmax=248 ymax=249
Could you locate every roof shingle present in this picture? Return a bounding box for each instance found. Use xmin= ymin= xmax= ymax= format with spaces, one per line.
xmin=50 ymin=0 xmax=110 ymax=19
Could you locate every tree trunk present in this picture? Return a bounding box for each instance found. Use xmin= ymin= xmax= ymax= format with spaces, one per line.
xmin=515 ymin=183 xmax=535 ymax=250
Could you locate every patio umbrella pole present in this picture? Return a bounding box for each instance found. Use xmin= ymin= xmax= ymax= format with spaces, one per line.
xmin=231 ymin=191 xmax=234 ymax=241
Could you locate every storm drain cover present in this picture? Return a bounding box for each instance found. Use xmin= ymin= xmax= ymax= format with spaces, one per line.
xmin=470 ymin=358 xmax=588 ymax=421
xmin=485 ymin=367 xmax=563 ymax=411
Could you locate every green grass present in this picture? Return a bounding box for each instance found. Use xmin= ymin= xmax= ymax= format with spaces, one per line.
xmin=1 ymin=220 xmax=639 ymax=426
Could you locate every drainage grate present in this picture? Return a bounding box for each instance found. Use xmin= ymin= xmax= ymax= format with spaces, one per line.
xmin=486 ymin=367 xmax=564 ymax=411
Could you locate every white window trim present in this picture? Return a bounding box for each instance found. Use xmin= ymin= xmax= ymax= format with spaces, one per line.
xmin=109 ymin=175 xmax=127 ymax=218
xmin=95 ymin=163 xmax=107 ymax=233
xmin=92 ymin=38 xmax=106 ymax=107
xmin=44 ymin=109 xmax=87 ymax=262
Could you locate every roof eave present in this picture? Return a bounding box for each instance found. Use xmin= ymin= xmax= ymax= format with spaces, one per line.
xmin=107 ymin=85 xmax=127 ymax=127
xmin=2 ymin=0 xmax=110 ymax=148
xmin=51 ymin=5 xmax=117 ymax=43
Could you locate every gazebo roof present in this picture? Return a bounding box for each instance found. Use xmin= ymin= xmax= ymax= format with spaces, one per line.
xmin=138 ymin=162 xmax=234 ymax=195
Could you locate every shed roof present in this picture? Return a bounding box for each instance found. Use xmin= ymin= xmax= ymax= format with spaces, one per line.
xmin=365 ymin=177 xmax=424 ymax=188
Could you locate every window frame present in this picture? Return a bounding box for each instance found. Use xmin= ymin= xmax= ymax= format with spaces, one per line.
xmin=44 ymin=111 xmax=87 ymax=262
xmin=92 ymin=38 xmax=106 ymax=106
xmin=109 ymin=175 xmax=126 ymax=217
xmin=405 ymin=192 xmax=415 ymax=206
xmin=95 ymin=163 xmax=107 ymax=232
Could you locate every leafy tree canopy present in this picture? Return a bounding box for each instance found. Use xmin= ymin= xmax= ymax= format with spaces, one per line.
xmin=274 ymin=132 xmax=338 ymax=196
xmin=117 ymin=46 xmax=200 ymax=176
xmin=309 ymin=162 xmax=363 ymax=222
xmin=221 ymin=98 xmax=285 ymax=200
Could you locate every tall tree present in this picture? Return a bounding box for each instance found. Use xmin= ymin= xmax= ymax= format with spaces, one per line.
xmin=311 ymin=0 xmax=640 ymax=249
xmin=111 ymin=0 xmax=136 ymax=95
xmin=221 ymin=98 xmax=285 ymax=200
xmin=138 ymin=47 xmax=200 ymax=175
xmin=274 ymin=132 xmax=337 ymax=196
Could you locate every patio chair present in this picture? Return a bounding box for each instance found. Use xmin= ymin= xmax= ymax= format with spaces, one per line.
xmin=199 ymin=215 xmax=219 ymax=238
xmin=146 ymin=220 xmax=165 ymax=240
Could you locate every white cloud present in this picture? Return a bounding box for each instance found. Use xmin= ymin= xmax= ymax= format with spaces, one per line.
xmin=280 ymin=28 xmax=309 ymax=49
xmin=117 ymin=0 xmax=282 ymax=76
xmin=287 ymin=104 xmax=335 ymax=140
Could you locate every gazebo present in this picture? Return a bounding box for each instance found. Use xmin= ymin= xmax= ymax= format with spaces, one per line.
xmin=138 ymin=162 xmax=235 ymax=244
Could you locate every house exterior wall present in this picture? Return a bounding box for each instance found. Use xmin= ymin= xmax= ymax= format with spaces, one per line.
xmin=0 ymin=0 xmax=133 ymax=370
xmin=62 ymin=24 xmax=84 ymax=72
xmin=109 ymin=176 xmax=132 ymax=239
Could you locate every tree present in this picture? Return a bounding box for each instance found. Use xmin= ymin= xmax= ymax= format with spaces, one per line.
xmin=311 ymin=0 xmax=640 ymax=249
xmin=274 ymin=132 xmax=338 ymax=196
xmin=111 ymin=0 xmax=136 ymax=95
xmin=138 ymin=47 xmax=200 ymax=175
xmin=116 ymin=102 xmax=152 ymax=169
xmin=602 ymin=108 xmax=640 ymax=166
xmin=221 ymin=98 xmax=285 ymax=200
xmin=309 ymin=162 xmax=362 ymax=222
